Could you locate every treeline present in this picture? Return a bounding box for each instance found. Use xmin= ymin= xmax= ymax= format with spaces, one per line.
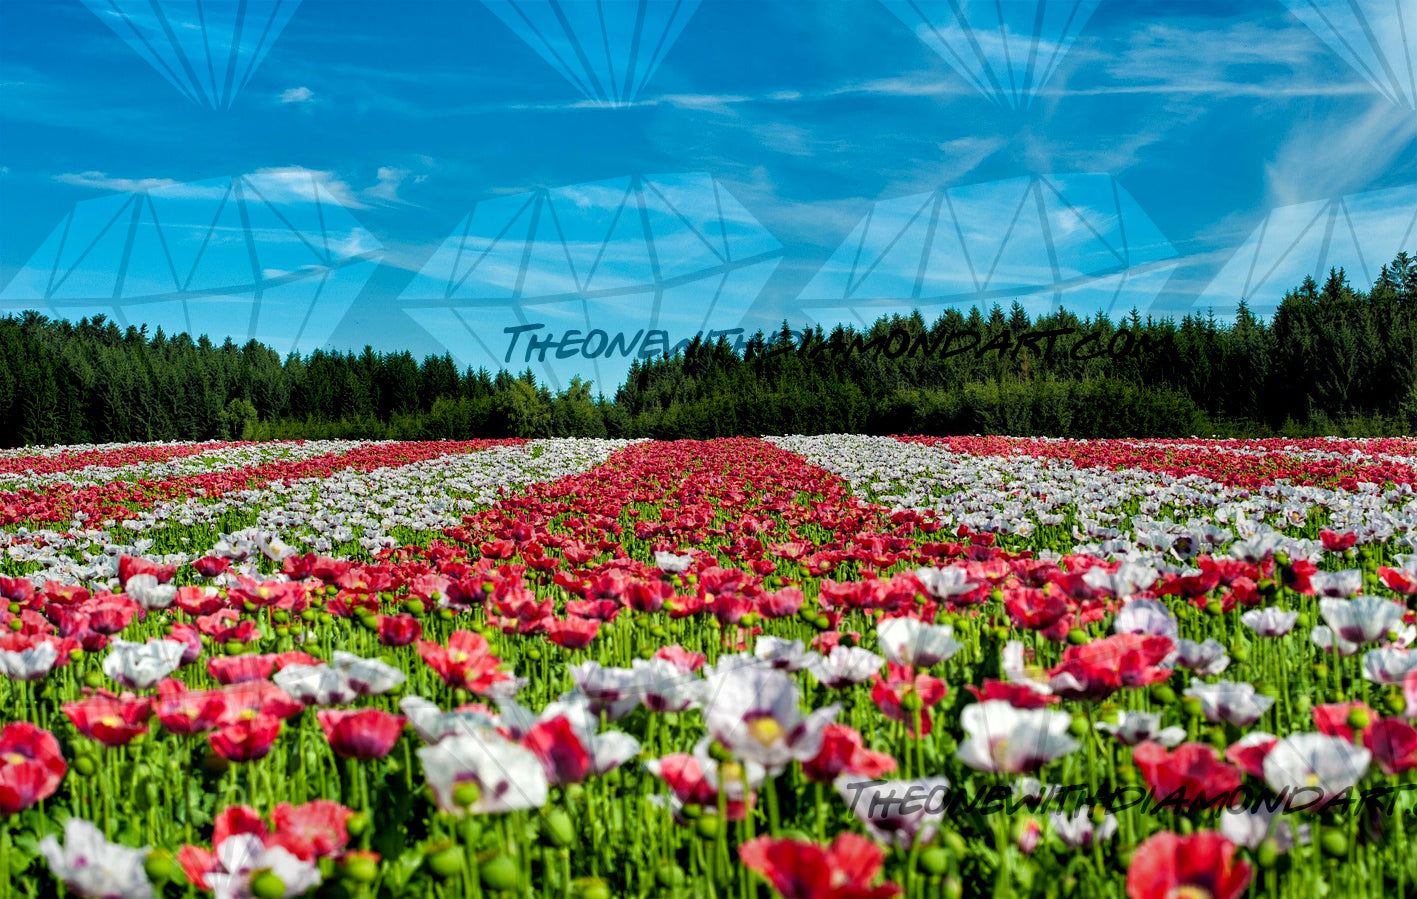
xmin=0 ymin=251 xmax=1415 ymax=445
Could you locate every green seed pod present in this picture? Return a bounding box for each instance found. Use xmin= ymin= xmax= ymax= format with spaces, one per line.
xmin=1256 ymin=838 xmax=1281 ymax=869
xmin=942 ymin=831 xmax=968 ymax=858
xmin=542 ymin=809 xmax=574 ymax=847
xmin=572 ymin=877 xmax=611 ymax=899
xmin=479 ymin=854 xmax=518 ymax=891
xmin=1320 ymin=830 xmax=1348 ymax=858
xmin=694 ymin=815 xmax=721 ymax=840
xmin=249 ymin=870 xmax=286 ymax=899
xmin=346 ymin=811 xmax=371 ymax=837
xmin=920 ymin=847 xmax=949 ymax=876
xmin=143 ymin=849 xmax=174 ymax=882
xmin=426 ymin=846 xmax=463 ymax=879
xmin=655 ymin=862 xmax=686 ymax=888
xmin=1068 ymin=715 xmax=1090 ymax=738
xmin=453 ymin=781 xmax=482 ymax=808
xmin=342 ymin=854 xmax=379 ymax=883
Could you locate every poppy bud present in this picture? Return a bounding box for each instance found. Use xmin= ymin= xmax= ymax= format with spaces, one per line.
xmin=1347 ymin=706 xmax=1374 ymax=731
xmin=1066 ymin=629 xmax=1088 ymax=645
xmin=427 ymin=846 xmax=462 ymax=879
xmin=1256 ymin=838 xmax=1281 ymax=869
xmin=453 ymin=781 xmax=483 ymax=808
xmin=342 ymin=853 xmax=379 ymax=883
xmin=479 ymin=854 xmax=518 ymax=891
xmin=250 ymin=870 xmax=286 ymax=899
xmin=656 ymin=862 xmax=686 ymax=887
xmin=347 ymin=811 xmax=371 ymax=837
xmin=73 ymin=756 xmax=96 ymax=777
xmin=694 ymin=816 xmax=721 ymax=839
xmin=1320 ymin=830 xmax=1347 ymax=857
xmin=572 ymin=877 xmax=612 ymax=899
xmin=542 ymin=809 xmax=574 ymax=847
xmin=920 ymin=847 xmax=949 ymax=875
xmin=143 ymin=849 xmax=174 ymax=882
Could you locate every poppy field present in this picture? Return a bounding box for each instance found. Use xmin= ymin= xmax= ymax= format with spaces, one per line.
xmin=4 ymin=434 xmax=1417 ymax=899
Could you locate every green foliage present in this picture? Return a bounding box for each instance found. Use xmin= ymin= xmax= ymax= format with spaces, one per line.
xmin=0 ymin=251 xmax=1414 ymax=445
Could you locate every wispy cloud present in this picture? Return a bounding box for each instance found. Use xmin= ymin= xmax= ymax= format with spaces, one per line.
xmin=279 ymin=86 xmax=315 ymax=104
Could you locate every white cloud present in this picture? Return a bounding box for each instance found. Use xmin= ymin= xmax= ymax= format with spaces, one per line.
xmin=54 ymin=171 xmax=184 ymax=192
xmin=362 ymin=166 xmax=409 ymax=204
xmin=279 ymin=86 xmax=315 ymax=104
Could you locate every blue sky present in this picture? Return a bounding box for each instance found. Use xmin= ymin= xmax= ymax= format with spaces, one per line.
xmin=1 ymin=0 xmax=1415 ymax=393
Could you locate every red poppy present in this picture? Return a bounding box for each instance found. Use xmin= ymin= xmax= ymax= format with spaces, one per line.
xmin=1048 ymin=633 xmax=1173 ymax=700
xmin=209 ymin=713 xmax=282 ymax=762
xmin=191 ymin=556 xmax=231 ymax=579
xmin=1126 ymin=831 xmax=1251 ymax=899
xmin=376 ymin=613 xmax=422 ymax=646
xmin=545 ymin=617 xmax=600 ymax=650
xmin=0 ymin=722 xmax=66 ymax=814
xmin=119 ymin=555 xmax=176 ymax=585
xmin=1224 ymin=736 xmax=1278 ymax=779
xmin=153 ymin=682 xmax=229 ymax=735
xmin=738 ymin=833 xmax=901 ymax=899
xmin=523 ymin=716 xmax=592 ymax=785
xmin=1364 ymin=718 xmax=1417 ymax=775
xmin=63 ymin=693 xmax=152 ymax=746
xmin=416 ymin=630 xmax=511 ymax=694
xmin=1312 ymin=702 xmax=1375 ymax=742
xmin=1320 ymin=529 xmax=1357 ymax=553
xmin=216 ymin=681 xmax=305 ymax=723
xmin=965 ymin=681 xmax=1059 ymax=709
xmin=270 ymin=799 xmax=354 ymax=861
xmin=316 ymin=709 xmax=405 ymax=760
xmin=207 ymin=654 xmax=277 ymax=685
xmin=801 ymin=725 xmax=897 ymax=783
xmin=870 ymin=664 xmax=946 ymax=737
xmin=1132 ymin=742 xmax=1243 ymax=809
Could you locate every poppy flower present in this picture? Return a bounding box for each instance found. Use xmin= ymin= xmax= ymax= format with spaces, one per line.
xmin=1132 ymin=742 xmax=1244 ymax=809
xmin=1049 ymin=633 xmax=1173 ymax=700
xmin=870 ymin=664 xmax=946 ymax=736
xmin=375 ymin=613 xmax=422 ymax=646
xmin=317 ymin=709 xmax=405 ymax=760
xmin=418 ymin=732 xmax=548 ymax=816
xmin=956 ymin=702 xmax=1079 ymax=774
xmin=209 ymin=714 xmax=282 ymax=762
xmin=39 ymin=818 xmax=152 ymax=899
xmin=545 ymin=616 xmax=600 ymax=650
xmin=738 ymin=833 xmax=901 ymax=899
xmin=0 ymin=722 xmax=66 ymax=814
xmin=269 ymin=800 xmax=354 ymax=861
xmin=1126 ymin=831 xmax=1251 ymax=899
xmin=801 ymin=725 xmax=897 ymax=783
xmin=417 ymin=630 xmax=511 ymax=695
xmin=63 ymin=694 xmax=152 ymax=746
